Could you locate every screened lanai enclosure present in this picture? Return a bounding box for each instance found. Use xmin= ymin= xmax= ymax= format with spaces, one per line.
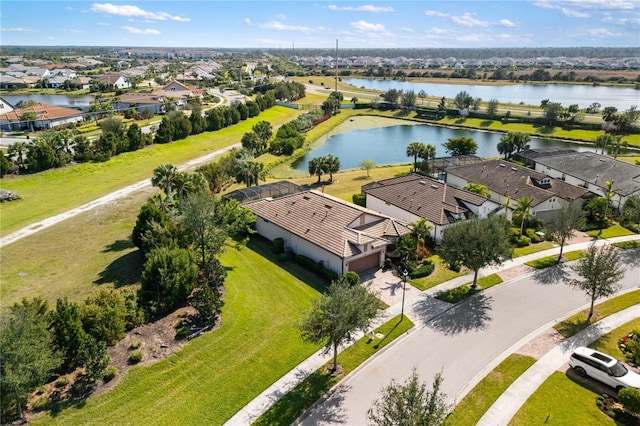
xmin=223 ymin=181 xmax=306 ymax=205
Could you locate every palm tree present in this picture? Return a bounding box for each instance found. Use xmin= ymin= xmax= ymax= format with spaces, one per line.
xmin=422 ymin=144 xmax=436 ymax=175
xmin=7 ymin=141 xmax=28 ymax=173
xmin=515 ymin=196 xmax=534 ymax=236
xmin=502 ymin=196 xmax=511 ymax=218
xmin=594 ymin=133 xmax=614 ymax=155
xmin=418 ymin=90 xmax=427 ymax=105
xmin=309 ymin=157 xmax=324 ymax=183
xmin=603 ymin=180 xmax=615 ymax=219
xmin=409 ymin=218 xmax=432 ymax=255
xmin=323 ymin=154 xmax=340 ymax=183
xmin=406 ymin=141 xmax=425 ymax=173
xmin=21 ymin=111 xmax=37 ymax=133
xmin=151 ymin=164 xmax=179 ymax=204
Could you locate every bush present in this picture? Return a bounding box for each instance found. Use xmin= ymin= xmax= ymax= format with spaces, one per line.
xmin=526 ymin=228 xmax=541 ymax=243
xmin=175 ymin=326 xmax=190 ymax=339
xmin=513 ymin=236 xmax=531 ymax=247
xmin=129 ymin=340 xmax=142 ymax=350
xmin=31 ymin=393 xmax=49 ymax=411
xmin=352 ymin=193 xmax=366 ymax=207
xmin=54 ymin=376 xmax=69 ymax=388
xmin=276 ymin=252 xmax=290 ymax=263
xmin=341 ymin=271 xmax=361 ymax=286
xmin=272 ymin=238 xmax=285 ymax=254
xmin=293 ymin=254 xmax=339 ymax=282
xmin=619 ymin=388 xmax=640 ymax=415
xmin=128 ymin=349 xmax=142 ymax=364
xmin=103 ymin=366 xmax=117 ymax=382
xmin=410 ymin=260 xmax=434 ymax=278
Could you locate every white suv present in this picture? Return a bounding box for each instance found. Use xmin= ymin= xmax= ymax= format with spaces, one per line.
xmin=569 ymin=346 xmax=640 ymax=391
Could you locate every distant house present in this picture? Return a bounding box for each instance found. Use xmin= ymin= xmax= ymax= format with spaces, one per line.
xmin=153 ymin=80 xmax=206 ymax=101
xmin=0 ymin=103 xmax=84 ymax=131
xmin=244 ymin=190 xmax=412 ymax=275
xmin=114 ymin=93 xmax=165 ymax=115
xmin=518 ymin=149 xmax=640 ymax=210
xmin=445 ymin=159 xmax=592 ymax=222
xmin=96 ymin=73 xmax=129 ymax=90
xmin=362 ymin=173 xmax=500 ymax=243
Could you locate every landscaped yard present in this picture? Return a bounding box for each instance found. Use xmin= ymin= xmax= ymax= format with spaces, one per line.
xmin=32 ymin=237 xmax=327 ymax=425
xmin=587 ymin=223 xmax=637 ymax=239
xmin=524 ymin=249 xmax=586 ymax=269
xmin=410 ymin=255 xmax=468 ymax=291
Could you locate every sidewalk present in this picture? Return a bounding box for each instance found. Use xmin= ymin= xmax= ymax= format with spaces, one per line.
xmin=223 ymin=235 xmax=640 ymax=425
xmin=478 ymin=304 xmax=640 ymax=426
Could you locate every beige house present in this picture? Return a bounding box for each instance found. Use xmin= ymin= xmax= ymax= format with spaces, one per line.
xmin=245 ymin=190 xmax=412 ymax=275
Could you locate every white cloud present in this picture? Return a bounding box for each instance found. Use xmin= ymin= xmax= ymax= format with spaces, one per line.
xmin=91 ymin=3 xmax=190 ymax=22
xmin=451 ymin=13 xmax=489 ymax=27
xmin=425 ymin=11 xmax=449 ymax=17
xmin=430 ymin=27 xmax=449 ymax=34
xmin=122 ymin=26 xmax=160 ymax=35
xmin=350 ymin=20 xmax=386 ymax=32
xmin=587 ymin=27 xmax=622 ymax=36
xmin=257 ymin=21 xmax=315 ymax=33
xmin=245 ymin=18 xmax=252 ymax=25
xmin=97 ymin=22 xmax=110 ymax=26
xmin=498 ymin=19 xmax=517 ymax=27
xmin=66 ymin=29 xmax=86 ymax=34
xmin=400 ymin=27 xmax=415 ymax=33
xmin=276 ymin=14 xmax=287 ymax=20
xmin=562 ymin=8 xmax=590 ymax=18
xmin=1 ymin=27 xmax=36 ymax=32
xmin=328 ymin=5 xmax=393 ymax=12
xmin=533 ymin=0 xmax=637 ymax=10
xmin=65 ymin=6 xmax=74 ymax=10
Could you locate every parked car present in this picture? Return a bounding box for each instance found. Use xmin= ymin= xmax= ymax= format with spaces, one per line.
xmin=569 ymin=346 xmax=640 ymax=391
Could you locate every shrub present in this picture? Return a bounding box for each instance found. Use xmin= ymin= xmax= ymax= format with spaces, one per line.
xmin=410 ymin=261 xmax=434 ymax=278
xmin=526 ymin=228 xmax=541 ymax=243
xmin=614 ymin=241 xmax=640 ymax=250
xmin=54 ymin=376 xmax=69 ymax=388
xmin=514 ymin=236 xmax=531 ymax=247
xmin=352 ymin=193 xmax=366 ymax=207
xmin=619 ymin=388 xmax=640 ymax=415
xmin=31 ymin=393 xmax=49 ymax=411
xmin=276 ymin=252 xmax=290 ymax=263
xmin=293 ymin=255 xmax=339 ymax=282
xmin=619 ymin=331 xmax=640 ymax=366
xmin=175 ymin=326 xmax=190 ymax=339
xmin=341 ymin=271 xmax=361 ymax=286
xmin=103 ymin=366 xmax=117 ymax=382
xmin=272 ymin=238 xmax=285 ymax=254
xmin=129 ymin=340 xmax=142 ymax=350
xmin=128 ymin=349 xmax=142 ymax=364
xmin=436 ymin=285 xmax=477 ymax=303
xmin=417 ymin=245 xmax=431 ymax=259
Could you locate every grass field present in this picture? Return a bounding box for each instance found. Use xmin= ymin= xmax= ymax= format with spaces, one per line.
xmin=587 ymin=223 xmax=637 ymax=239
xmin=33 ymin=237 xmax=327 ymax=425
xmin=445 ymin=354 xmax=536 ymax=426
xmin=524 ymin=249 xmax=586 ymax=269
xmin=0 ymin=107 xmax=303 ymax=234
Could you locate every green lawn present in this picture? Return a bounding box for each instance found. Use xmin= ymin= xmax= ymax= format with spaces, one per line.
xmin=509 ymin=372 xmax=615 ymax=425
xmin=445 ymin=354 xmax=536 ymax=426
xmin=435 ymin=274 xmax=503 ymax=304
xmin=410 ymin=256 xmax=468 ymax=291
xmin=524 ymin=249 xmax=586 ymax=269
xmin=33 ymin=237 xmax=326 ymax=425
xmin=511 ymin=318 xmax=640 ymax=426
xmin=254 ymin=315 xmax=414 ymax=426
xmin=588 ymin=223 xmax=637 ymax=239
xmin=1 ymin=107 xmax=303 ymax=234
xmin=554 ymin=289 xmax=640 ymax=338
xmin=511 ymin=241 xmax=555 ymax=258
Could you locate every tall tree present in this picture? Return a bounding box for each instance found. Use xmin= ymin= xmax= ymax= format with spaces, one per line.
xmin=406 ymin=141 xmax=426 ymax=172
xmin=7 ymin=141 xmax=28 ymax=173
xmin=442 ymin=137 xmax=477 ymax=156
xmin=486 ymin=98 xmax=499 ymax=120
xmin=454 ymin=90 xmax=473 ymax=110
xmin=360 ymin=159 xmax=376 ymax=178
xmin=367 ymin=369 xmax=450 ymax=426
xmin=567 ymin=242 xmax=625 ymax=322
xmin=21 ymin=111 xmax=38 ymax=133
xmin=252 ymin=121 xmax=273 ymax=153
xmin=1 ymin=298 xmax=62 ymax=421
xmin=49 ymin=297 xmax=87 ymax=370
xmin=438 ymin=215 xmax=513 ymax=287
xmin=298 ymin=279 xmax=380 ymax=372
xmin=309 ymin=156 xmax=325 ymax=183
xmin=594 ymin=133 xmax=615 ymax=155
xmin=422 ymin=144 xmax=437 ymax=174
xmin=546 ymin=201 xmax=587 ymax=262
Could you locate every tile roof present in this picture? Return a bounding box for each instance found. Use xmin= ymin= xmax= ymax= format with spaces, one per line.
xmin=446 ymin=159 xmax=589 ymax=206
xmin=533 ymin=152 xmax=640 ymax=197
xmin=245 ymin=190 xmax=411 ymax=259
xmin=0 ymin=103 xmax=84 ymax=123
xmin=363 ymin=173 xmax=489 ymax=225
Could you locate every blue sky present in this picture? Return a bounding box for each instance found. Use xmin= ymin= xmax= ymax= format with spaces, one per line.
xmin=2 ymin=1 xmax=639 ymax=48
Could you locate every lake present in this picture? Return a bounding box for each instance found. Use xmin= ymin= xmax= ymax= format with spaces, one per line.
xmin=293 ymin=116 xmax=633 ymax=171
xmin=342 ymin=78 xmax=639 ymax=111
xmin=2 ymin=94 xmax=95 ymax=109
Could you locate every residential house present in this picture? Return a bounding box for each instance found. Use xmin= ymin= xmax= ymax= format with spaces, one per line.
xmin=445 ymin=159 xmax=592 ymax=222
xmin=244 ymin=190 xmax=412 ymax=275
xmin=518 ymin=149 xmax=640 ymax=210
xmin=362 ymin=173 xmax=499 ymax=243
xmin=96 ymin=73 xmax=129 ymax=90
xmin=0 ymin=103 xmax=84 ymax=131
xmin=113 ymin=92 xmax=165 ymax=115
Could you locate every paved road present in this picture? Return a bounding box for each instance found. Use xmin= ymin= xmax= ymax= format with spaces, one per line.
xmin=296 ymin=255 xmax=640 ymax=425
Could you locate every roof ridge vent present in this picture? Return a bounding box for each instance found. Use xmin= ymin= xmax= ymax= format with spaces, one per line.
xmin=431 ymin=184 xmax=439 ymax=189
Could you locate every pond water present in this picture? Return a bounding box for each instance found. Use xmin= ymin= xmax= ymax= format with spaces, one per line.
xmin=342 ymin=78 xmax=639 ymax=110
xmin=293 ymin=117 xmax=633 ymax=171
xmin=2 ymin=94 xmax=95 ymax=108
